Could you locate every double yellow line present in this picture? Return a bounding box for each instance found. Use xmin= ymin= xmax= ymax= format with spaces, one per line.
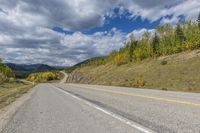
xmin=70 ymin=85 xmax=200 ymax=107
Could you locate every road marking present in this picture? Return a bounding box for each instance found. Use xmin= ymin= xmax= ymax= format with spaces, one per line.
xmin=49 ymin=84 xmax=155 ymax=133
xmin=69 ymin=84 xmax=200 ymax=107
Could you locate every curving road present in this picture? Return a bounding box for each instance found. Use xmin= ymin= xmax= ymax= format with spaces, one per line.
xmin=1 ymin=73 xmax=200 ymax=133
xmin=59 ymin=71 xmax=68 ymax=84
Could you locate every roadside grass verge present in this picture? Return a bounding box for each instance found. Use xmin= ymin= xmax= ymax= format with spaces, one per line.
xmin=0 ymin=81 xmax=34 ymax=109
xmin=67 ymin=50 xmax=200 ymax=93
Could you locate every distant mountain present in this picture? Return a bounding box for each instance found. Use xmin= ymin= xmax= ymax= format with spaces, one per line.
xmin=6 ymin=63 xmax=65 ymax=72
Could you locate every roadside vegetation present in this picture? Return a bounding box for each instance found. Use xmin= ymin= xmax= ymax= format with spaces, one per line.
xmin=0 ymin=58 xmax=63 ymax=109
xmin=66 ymin=13 xmax=200 ymax=92
xmin=0 ymin=59 xmax=15 ymax=84
xmin=0 ymin=59 xmax=34 ymax=108
xmin=27 ymin=71 xmax=63 ymax=83
xmin=0 ymin=81 xmax=34 ymax=109
xmin=67 ymin=50 xmax=200 ymax=92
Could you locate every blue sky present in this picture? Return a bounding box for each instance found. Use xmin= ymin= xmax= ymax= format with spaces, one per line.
xmin=53 ymin=9 xmax=162 ymax=35
xmin=83 ymin=15 xmax=161 ymax=34
xmin=53 ymin=7 xmax=186 ymax=36
xmin=0 ymin=0 xmax=199 ymax=66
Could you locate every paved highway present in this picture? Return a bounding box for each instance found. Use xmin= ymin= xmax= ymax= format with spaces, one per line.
xmin=1 ymin=82 xmax=200 ymax=133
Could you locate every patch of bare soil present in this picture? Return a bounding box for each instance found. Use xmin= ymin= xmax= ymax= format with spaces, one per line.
xmin=158 ymin=49 xmax=200 ymax=61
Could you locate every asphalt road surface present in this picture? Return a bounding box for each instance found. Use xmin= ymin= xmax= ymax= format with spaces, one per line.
xmin=1 ymin=83 xmax=200 ymax=133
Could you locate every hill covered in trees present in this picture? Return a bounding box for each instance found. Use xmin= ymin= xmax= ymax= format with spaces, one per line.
xmin=6 ymin=63 xmax=57 ymax=72
xmin=67 ymin=13 xmax=200 ymax=68
xmin=66 ymin=13 xmax=200 ymax=92
xmin=6 ymin=63 xmax=65 ymax=79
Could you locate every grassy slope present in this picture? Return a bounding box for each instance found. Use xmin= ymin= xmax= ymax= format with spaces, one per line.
xmin=0 ymin=81 xmax=34 ymax=109
xmin=67 ymin=49 xmax=200 ymax=92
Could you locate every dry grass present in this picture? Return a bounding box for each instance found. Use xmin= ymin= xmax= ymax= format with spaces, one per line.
xmin=0 ymin=81 xmax=34 ymax=109
xmin=67 ymin=50 xmax=200 ymax=92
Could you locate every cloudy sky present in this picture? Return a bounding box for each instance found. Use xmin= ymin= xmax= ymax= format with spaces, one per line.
xmin=0 ymin=0 xmax=199 ymax=66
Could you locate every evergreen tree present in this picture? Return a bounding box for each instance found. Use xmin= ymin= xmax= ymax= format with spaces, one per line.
xmin=129 ymin=33 xmax=135 ymax=44
xmin=152 ymin=32 xmax=160 ymax=54
xmin=175 ymin=24 xmax=185 ymax=44
xmin=128 ymin=41 xmax=138 ymax=62
xmin=198 ymin=12 xmax=200 ymax=30
xmin=128 ymin=43 xmax=133 ymax=62
xmin=128 ymin=33 xmax=136 ymax=62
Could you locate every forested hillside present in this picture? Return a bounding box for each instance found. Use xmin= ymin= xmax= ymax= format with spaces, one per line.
xmin=66 ymin=13 xmax=200 ymax=92
xmin=67 ymin=13 xmax=200 ymax=68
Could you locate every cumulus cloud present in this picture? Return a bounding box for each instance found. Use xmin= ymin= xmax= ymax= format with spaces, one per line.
xmin=128 ymin=28 xmax=155 ymax=40
xmin=0 ymin=0 xmax=199 ymax=66
xmin=0 ymin=27 xmax=125 ymax=66
xmin=1 ymin=0 xmax=198 ymax=32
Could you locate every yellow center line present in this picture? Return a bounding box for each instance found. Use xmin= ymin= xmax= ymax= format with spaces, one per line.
xmin=69 ymin=85 xmax=200 ymax=107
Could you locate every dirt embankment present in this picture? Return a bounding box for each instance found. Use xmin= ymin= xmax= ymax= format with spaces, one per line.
xmin=67 ymin=50 xmax=200 ymax=92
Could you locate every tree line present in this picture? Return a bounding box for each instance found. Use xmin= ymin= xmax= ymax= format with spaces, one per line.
xmin=26 ymin=71 xmax=62 ymax=82
xmin=80 ymin=12 xmax=200 ymax=67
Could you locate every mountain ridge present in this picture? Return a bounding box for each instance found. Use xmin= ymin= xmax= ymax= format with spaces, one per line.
xmin=6 ymin=63 xmax=65 ymax=72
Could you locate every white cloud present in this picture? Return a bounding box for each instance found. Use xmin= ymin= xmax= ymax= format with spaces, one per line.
xmin=0 ymin=34 xmax=13 ymax=44
xmin=160 ymin=16 xmax=180 ymax=26
xmin=0 ymin=0 xmax=199 ymax=66
xmin=127 ymin=28 xmax=155 ymax=40
xmin=1 ymin=27 xmax=126 ymax=66
xmin=2 ymin=0 xmax=198 ymax=32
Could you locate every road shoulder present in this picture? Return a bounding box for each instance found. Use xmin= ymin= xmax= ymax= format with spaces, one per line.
xmin=0 ymin=85 xmax=37 ymax=132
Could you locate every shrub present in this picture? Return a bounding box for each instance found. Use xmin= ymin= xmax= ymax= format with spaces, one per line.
xmin=0 ymin=62 xmax=15 ymax=83
xmin=162 ymin=88 xmax=168 ymax=91
xmin=131 ymin=75 xmax=146 ymax=88
xmin=112 ymin=53 xmax=128 ymax=66
xmin=161 ymin=61 xmax=168 ymax=65
xmin=27 ymin=71 xmax=61 ymax=83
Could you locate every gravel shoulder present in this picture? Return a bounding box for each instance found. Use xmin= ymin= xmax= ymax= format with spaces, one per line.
xmin=0 ymin=86 xmax=37 ymax=132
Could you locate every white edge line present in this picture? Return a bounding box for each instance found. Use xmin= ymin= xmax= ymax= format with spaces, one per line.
xmin=49 ymin=84 xmax=154 ymax=133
